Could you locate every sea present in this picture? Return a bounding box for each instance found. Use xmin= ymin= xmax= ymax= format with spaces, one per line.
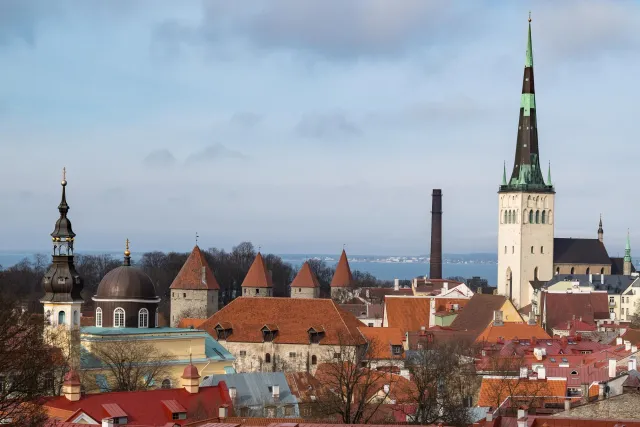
xmin=0 ymin=251 xmax=498 ymax=285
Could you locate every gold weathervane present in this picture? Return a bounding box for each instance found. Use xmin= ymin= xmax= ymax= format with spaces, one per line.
xmin=125 ymin=238 xmax=131 ymax=257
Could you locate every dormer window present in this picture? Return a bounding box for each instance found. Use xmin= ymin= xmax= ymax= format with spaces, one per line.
xmin=215 ymin=322 xmax=233 ymax=340
xmin=392 ymin=345 xmax=403 ymax=356
xmin=262 ymin=325 xmax=278 ymax=342
xmin=161 ymin=400 xmax=187 ymax=421
xmin=308 ymin=326 xmax=325 ymax=344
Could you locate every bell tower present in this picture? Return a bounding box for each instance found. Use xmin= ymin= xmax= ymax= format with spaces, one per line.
xmin=497 ymin=15 xmax=555 ymax=309
xmin=41 ymin=168 xmax=84 ymax=357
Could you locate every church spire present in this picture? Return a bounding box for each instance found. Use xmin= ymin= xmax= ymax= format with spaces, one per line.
xmin=624 ymin=230 xmax=632 ymax=275
xmin=51 ymin=167 xmax=76 ymax=253
xmin=502 ymin=14 xmax=552 ymax=193
xmin=598 ymin=214 xmax=604 ymax=243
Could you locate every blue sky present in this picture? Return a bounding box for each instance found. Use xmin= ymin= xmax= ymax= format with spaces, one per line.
xmin=1 ymin=0 xmax=639 ymax=255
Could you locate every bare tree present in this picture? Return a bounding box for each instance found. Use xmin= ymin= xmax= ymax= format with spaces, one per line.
xmin=0 ymin=294 xmax=57 ymax=425
xmin=313 ymin=336 xmax=399 ymax=423
xmin=89 ymin=340 xmax=173 ymax=392
xmin=404 ymin=339 xmax=479 ymax=426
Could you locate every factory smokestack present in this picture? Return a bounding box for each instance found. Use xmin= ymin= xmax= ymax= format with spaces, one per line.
xmin=430 ymin=189 xmax=443 ymax=280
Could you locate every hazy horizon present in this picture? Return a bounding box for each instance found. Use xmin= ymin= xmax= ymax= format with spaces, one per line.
xmin=1 ymin=1 xmax=638 ymax=256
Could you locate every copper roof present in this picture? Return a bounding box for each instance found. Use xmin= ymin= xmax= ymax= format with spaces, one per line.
xmin=290 ymin=262 xmax=320 ymax=288
xmin=241 ymin=253 xmax=273 ymax=288
xmin=199 ymin=297 xmax=366 ymax=345
xmin=170 ymin=245 xmax=220 ymax=290
xmin=330 ymin=250 xmax=353 ymax=288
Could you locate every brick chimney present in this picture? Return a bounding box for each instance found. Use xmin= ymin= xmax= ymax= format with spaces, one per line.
xmin=429 ymin=189 xmax=443 ymax=280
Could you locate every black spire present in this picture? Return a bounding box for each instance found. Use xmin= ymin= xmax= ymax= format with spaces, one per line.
xmin=501 ymin=14 xmax=553 ymax=193
xmin=41 ymin=168 xmax=84 ymax=303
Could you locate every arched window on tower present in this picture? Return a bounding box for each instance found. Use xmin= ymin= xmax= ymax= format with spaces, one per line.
xmin=312 ymin=355 xmax=318 ymax=365
xmin=96 ymin=308 xmax=102 ymax=327
xmin=58 ymin=311 xmax=66 ymax=326
xmin=534 ymin=267 xmax=539 ymax=280
xmin=556 ymin=267 xmax=560 ymax=275
xmin=586 ymin=267 xmax=590 ymax=275
xmin=601 ymin=267 xmax=605 ymax=274
xmin=114 ymin=308 xmax=125 ymax=327
xmin=570 ymin=267 xmax=575 ymax=274
xmin=541 ymin=210 xmax=547 ymax=224
xmin=504 ymin=210 xmax=507 ymax=224
xmin=138 ymin=308 xmax=149 ymax=328
xmin=265 ymin=353 xmax=271 ymax=363
xmin=155 ymin=308 xmax=159 ymax=328
xmin=529 ymin=210 xmax=534 ymax=223
xmin=535 ymin=210 xmax=540 ymax=224
xmin=161 ymin=379 xmax=171 ymax=389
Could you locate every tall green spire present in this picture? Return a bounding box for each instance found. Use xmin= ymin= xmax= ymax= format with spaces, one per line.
xmin=525 ymin=12 xmax=533 ymax=68
xmin=502 ymin=162 xmax=507 ymax=186
xmin=547 ymin=161 xmax=552 ymax=185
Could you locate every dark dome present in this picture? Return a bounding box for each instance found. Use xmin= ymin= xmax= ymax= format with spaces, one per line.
xmin=95 ymin=265 xmax=158 ymax=300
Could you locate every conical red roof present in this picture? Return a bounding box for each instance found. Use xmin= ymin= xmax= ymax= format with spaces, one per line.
xmin=170 ymin=246 xmax=220 ymax=290
xmin=241 ymin=253 xmax=273 ymax=288
xmin=182 ymin=363 xmax=200 ymax=379
xmin=291 ymin=262 xmax=320 ymax=288
xmin=330 ymin=250 xmax=354 ymax=288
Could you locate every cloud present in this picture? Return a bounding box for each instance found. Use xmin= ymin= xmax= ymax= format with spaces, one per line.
xmin=184 ymin=143 xmax=247 ymax=165
xmin=152 ymin=1 xmax=485 ymax=60
xmin=295 ymin=113 xmax=361 ymax=139
xmin=143 ymin=149 xmax=177 ymax=169
xmin=229 ymin=112 xmax=263 ymax=129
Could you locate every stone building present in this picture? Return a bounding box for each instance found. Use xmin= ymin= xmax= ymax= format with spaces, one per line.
xmin=497 ymin=18 xmax=634 ymax=309
xmin=170 ymin=245 xmax=220 ymax=326
xmin=290 ymin=262 xmax=320 ymax=299
xmin=199 ymin=297 xmax=367 ymax=373
xmin=241 ymin=252 xmax=273 ymax=297
xmin=330 ymin=249 xmax=354 ymax=301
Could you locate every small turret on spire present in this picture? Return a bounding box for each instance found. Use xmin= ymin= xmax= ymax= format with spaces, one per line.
xmin=124 ymin=238 xmax=131 ymax=266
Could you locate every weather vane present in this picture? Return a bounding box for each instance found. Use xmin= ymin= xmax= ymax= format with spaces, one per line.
xmin=195 ymin=232 xmax=199 ymax=245
xmin=62 ymin=167 xmax=67 ymax=185
xmin=258 ymin=245 xmax=262 ymax=253
xmin=528 ymin=11 xmax=532 ymax=22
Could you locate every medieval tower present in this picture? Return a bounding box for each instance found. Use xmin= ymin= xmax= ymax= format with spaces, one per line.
xmin=497 ymin=16 xmax=555 ymax=308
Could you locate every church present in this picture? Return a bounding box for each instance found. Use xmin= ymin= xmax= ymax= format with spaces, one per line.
xmin=40 ymin=170 xmax=235 ymax=392
xmin=496 ymin=17 xmax=634 ymax=309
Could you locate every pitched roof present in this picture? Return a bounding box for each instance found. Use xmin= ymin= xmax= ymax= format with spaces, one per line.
xmin=285 ymin=372 xmax=326 ymax=403
xmin=384 ymin=296 xmax=469 ymax=335
xmin=554 ymin=238 xmax=611 ymax=265
xmin=241 ymin=253 xmax=273 ymax=288
xmin=620 ymin=329 xmax=640 ymax=346
xmin=199 ymin=297 xmax=366 ymax=345
xmin=44 ymin=385 xmax=231 ymax=425
xmin=477 ymin=377 xmax=567 ymax=408
xmin=178 ymin=318 xmax=206 ymax=329
xmin=450 ymin=294 xmax=512 ymax=335
xmin=170 ymin=245 xmax=220 ymax=290
xmin=201 ymin=372 xmax=298 ymax=406
xmin=290 ymin=262 xmax=320 ymax=288
xmin=476 ymin=322 xmax=551 ymax=343
xmin=611 ymin=257 xmax=637 ymax=274
xmin=358 ymin=327 xmax=404 ymax=359
xmin=541 ymin=292 xmax=609 ymax=332
xmin=330 ymin=250 xmax=353 ymax=288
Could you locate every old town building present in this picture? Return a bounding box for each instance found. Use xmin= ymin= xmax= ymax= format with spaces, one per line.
xmin=290 ymin=262 xmax=320 ymax=299
xmin=330 ymin=249 xmax=354 ymax=301
xmin=241 ymin=252 xmax=273 ymax=297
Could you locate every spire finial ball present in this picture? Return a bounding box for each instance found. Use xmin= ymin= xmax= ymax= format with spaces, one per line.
xmin=528 ymin=11 xmax=532 ymax=23
xmin=61 ymin=167 xmax=67 ymax=186
xmin=124 ymin=238 xmax=131 ymax=257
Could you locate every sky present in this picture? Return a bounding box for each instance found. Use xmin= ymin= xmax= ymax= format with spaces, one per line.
xmin=1 ymin=0 xmax=639 ymax=256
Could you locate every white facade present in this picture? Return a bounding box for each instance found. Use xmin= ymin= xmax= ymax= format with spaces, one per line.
xmin=43 ymin=301 xmax=83 ymax=330
xmin=497 ymin=192 xmax=555 ymax=308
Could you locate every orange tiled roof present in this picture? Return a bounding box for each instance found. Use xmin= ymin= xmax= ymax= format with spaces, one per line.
xmin=178 ymin=318 xmax=206 ymax=329
xmin=291 ymin=262 xmax=320 ymax=288
xmin=241 ymin=253 xmax=273 ymax=288
xmin=476 ymin=322 xmax=551 ymax=343
xmin=199 ymin=297 xmax=366 ymax=345
xmin=477 ymin=377 xmax=567 ymax=408
xmin=170 ymin=245 xmax=220 ymax=290
xmin=330 ymin=250 xmax=354 ymax=288
xmin=384 ymin=296 xmax=469 ymax=334
xmin=358 ymin=327 xmax=404 ymax=359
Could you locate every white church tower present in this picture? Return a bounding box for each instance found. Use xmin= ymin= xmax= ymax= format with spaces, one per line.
xmin=497 ymin=16 xmax=555 ymax=309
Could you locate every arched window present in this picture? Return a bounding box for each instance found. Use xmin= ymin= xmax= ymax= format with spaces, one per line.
xmin=265 ymin=353 xmax=271 ymax=363
xmin=512 ymin=246 xmax=515 ymax=254
xmin=96 ymin=308 xmax=103 ymax=327
xmin=503 ymin=210 xmax=507 ymax=224
xmin=161 ymin=379 xmax=171 ymax=389
xmin=504 ymin=246 xmax=507 ymax=254
xmin=541 ymin=246 xmax=544 ymax=254
xmin=58 ymin=311 xmax=66 ymax=325
xmin=541 ymin=210 xmax=546 ymax=224
xmin=529 ymin=210 xmax=534 ymax=223
xmin=586 ymin=267 xmax=590 ymax=275
xmin=311 ymin=355 xmax=318 ymax=365
xmin=556 ymin=267 xmax=560 ymax=275
xmin=534 ymin=267 xmax=538 ymax=280
xmin=531 ymin=246 xmax=534 ymax=254
xmin=601 ymin=267 xmax=605 ymax=274
xmin=155 ymin=308 xmax=159 ymax=328
xmin=138 ymin=308 xmax=149 ymax=328
xmin=114 ymin=308 xmax=125 ymax=327
xmin=73 ymin=310 xmax=79 ymax=325
xmin=535 ymin=210 xmax=540 ymax=224
xmin=570 ymin=267 xmax=575 ymax=274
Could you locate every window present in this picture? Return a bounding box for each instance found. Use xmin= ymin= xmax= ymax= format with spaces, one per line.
xmin=172 ymin=413 xmax=179 ymax=420
xmin=114 ymin=308 xmax=125 ymax=327
xmin=504 ymin=211 xmax=508 ymax=223
xmin=161 ymin=379 xmax=171 ymax=389
xmin=311 ymin=355 xmax=317 ymax=365
xmin=570 ymin=267 xmax=575 ymax=274
xmin=529 ymin=210 xmax=534 ymax=223
xmin=541 ymin=246 xmax=544 ymax=254
xmin=255 ymin=289 xmax=259 ymax=294
xmin=244 ymin=288 xmax=247 ymax=295
xmin=96 ymin=308 xmax=103 ymax=327
xmin=155 ymin=308 xmax=159 ymax=327
xmin=44 ymin=372 xmax=55 ymax=391
xmin=183 ymin=293 xmax=186 ymax=298
xmin=73 ymin=310 xmax=79 ymax=325
xmin=298 ymin=288 xmax=301 ymax=293
xmin=57 ymin=311 xmax=66 ymax=325
xmin=333 ymin=353 xmax=340 ymax=359
xmin=512 ymin=246 xmax=515 ymax=254
xmin=534 ymin=267 xmax=538 ymax=280
xmin=541 ymin=210 xmax=546 ymax=224
xmin=627 ymin=308 xmax=630 ymax=315
xmin=289 ymin=352 xmax=297 ymax=358
xmin=239 ymin=350 xmax=247 ymax=357
xmin=266 ymin=407 xmax=276 ymax=418
xmin=368 ymin=323 xmax=374 ymax=327
xmin=610 ymin=297 xmax=615 ymax=303
xmin=556 ymin=267 xmax=560 ymax=275
xmin=535 ymin=210 xmax=540 ymax=224
xmin=610 ymin=308 xmax=614 ymax=313
xmin=285 ymin=405 xmax=294 ymax=416
xmin=586 ymin=268 xmax=590 ymax=275
xmin=392 ymin=345 xmax=402 ymax=355
xmin=265 ymin=353 xmax=271 ymax=363
xmin=504 ymin=246 xmax=507 ymax=254
xmin=570 ymin=370 xmax=578 ymax=375
xmin=531 ymin=246 xmax=534 ymax=254
xmin=172 ymin=292 xmax=174 ymax=297
xmin=138 ymin=308 xmax=149 ymax=328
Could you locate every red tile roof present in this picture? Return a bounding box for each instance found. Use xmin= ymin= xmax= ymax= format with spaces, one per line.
xmin=358 ymin=327 xmax=404 ymax=359
xmin=241 ymin=253 xmax=273 ymax=288
xmin=620 ymin=328 xmax=640 ymax=346
xmin=170 ymin=245 xmax=220 ymax=290
xmin=178 ymin=318 xmax=206 ymax=329
xmin=384 ymin=296 xmax=469 ymax=334
xmin=477 ymin=377 xmax=567 ymax=408
xmin=330 ymin=250 xmax=354 ymax=288
xmin=199 ymin=297 xmax=366 ymax=345
xmin=450 ymin=294 xmax=511 ymax=336
xmin=290 ymin=262 xmax=320 ymax=288
xmin=44 ymin=384 xmax=231 ymax=426
xmin=541 ymin=292 xmax=609 ymax=332
xmin=476 ymin=322 xmax=551 ymax=344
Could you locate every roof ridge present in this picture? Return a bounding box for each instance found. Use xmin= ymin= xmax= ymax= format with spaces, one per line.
xmin=332 ymin=299 xmax=365 ymax=344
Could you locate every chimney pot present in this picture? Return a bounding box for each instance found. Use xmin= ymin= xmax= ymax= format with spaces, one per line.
xmin=564 ymin=399 xmax=571 ymax=412
xmin=272 ymin=384 xmax=280 ymax=398
xmin=538 ymin=366 xmax=546 ymax=379
xmin=617 ymin=336 xmax=623 ymax=345
xmin=609 ymin=359 xmax=617 ymax=378
xmin=625 ymin=341 xmax=631 ymax=351
xmin=219 ymin=405 xmax=228 ymax=419
xmin=394 ymin=279 xmax=400 ymax=291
